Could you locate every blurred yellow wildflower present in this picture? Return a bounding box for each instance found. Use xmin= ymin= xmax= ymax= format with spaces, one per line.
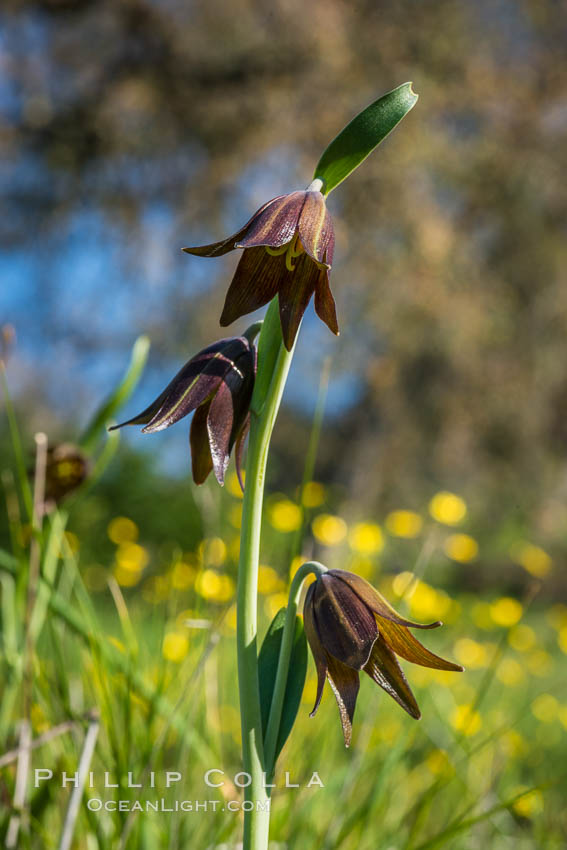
xmin=265 ymin=592 xmax=289 ymax=620
xmin=289 ymin=555 xmax=304 ymax=581
xmin=346 ymin=555 xmax=374 ymax=579
xmin=312 ymin=513 xmax=347 ymax=546
xmin=226 ymin=471 xmax=245 ymax=498
xmin=258 ymin=565 xmax=285 ymax=594
xmin=501 ymin=730 xmax=526 ymax=757
xmin=195 ymin=570 xmax=234 ymax=602
xmin=429 ymin=491 xmax=467 ymax=525
xmin=301 ymin=481 xmax=326 ymax=508
xmin=451 ymin=704 xmax=482 ymax=735
xmin=489 ymin=597 xmax=523 ymax=627
xmin=531 ymin=693 xmax=559 ymax=723
xmin=512 ymin=788 xmax=544 ymax=818
xmin=225 ymin=604 xmax=237 ymax=631
xmin=116 ymin=542 xmax=149 ymax=571
xmin=558 ymin=627 xmax=567 ymax=655
xmin=385 ymin=510 xmax=423 ymax=538
xmin=508 ymin=624 xmax=536 ymax=652
xmin=108 ymin=516 xmax=138 ymax=544
xmin=426 ymin=749 xmax=452 ymax=776
xmin=114 ymin=564 xmax=143 ymax=587
xmin=392 ymin=571 xmax=415 ymax=597
xmin=409 ymin=581 xmax=452 ymax=621
xmin=526 ymin=650 xmax=553 ymax=677
xmin=496 ymin=658 xmax=524 ymax=686
xmin=510 ymin=541 xmax=552 ymax=578
xmin=348 ymin=522 xmax=384 ymax=554
xmin=171 ymin=560 xmax=196 ymax=590
xmin=198 ymin=537 xmax=227 ymax=567
xmin=454 ymin=638 xmax=489 ymax=669
xmin=269 ymin=499 xmax=302 ymax=533
xmin=444 ymin=533 xmax=478 ymax=563
xmin=228 ymin=504 xmax=243 ymax=529
xmin=162 ymin=631 xmax=189 ymax=663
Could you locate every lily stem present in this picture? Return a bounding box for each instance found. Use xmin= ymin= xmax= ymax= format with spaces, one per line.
xmin=263 ymin=561 xmax=328 ymax=779
xmin=237 ymin=297 xmax=295 ymax=850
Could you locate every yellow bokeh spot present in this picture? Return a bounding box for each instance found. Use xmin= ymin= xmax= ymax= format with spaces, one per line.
xmin=489 ymin=597 xmax=523 ymax=627
xmin=409 ymin=581 xmax=452 ymax=621
xmin=116 ymin=542 xmax=149 ymax=572
xmin=429 ymin=491 xmax=467 ymax=525
xmin=198 ymin=537 xmax=227 ymax=567
xmin=385 ymin=510 xmax=423 ymax=538
xmin=512 ymin=788 xmax=544 ymax=818
xmin=258 ymin=565 xmax=284 ymax=595
xmin=531 ymin=693 xmax=558 ymax=723
xmin=426 ymin=749 xmax=452 ymax=776
xmin=348 ymin=522 xmax=384 ymax=555
xmin=226 ymin=471 xmax=244 ymax=498
xmin=451 ymin=704 xmax=482 ymax=736
xmin=228 ymin=536 xmax=241 ymax=562
xmin=162 ymin=632 xmax=189 ymax=663
xmin=510 ymin=541 xmax=552 ymax=578
xmin=228 ymin=504 xmax=243 ymax=529
xmin=225 ymin=604 xmax=237 ymax=631
xmin=269 ymin=499 xmax=302 ymax=533
xmin=302 ymin=481 xmax=326 ymax=508
xmin=195 ymin=570 xmax=235 ymax=603
xmin=496 ymin=658 xmax=524 ymax=686
xmin=289 ymin=555 xmax=304 ymax=581
xmin=444 ymin=533 xmax=478 ymax=563
xmin=501 ymin=730 xmax=526 ymax=757
xmin=526 ymin=650 xmax=553 ymax=677
xmin=557 ymin=626 xmax=567 ymax=655
xmin=508 ymin=624 xmax=536 ymax=652
xmin=346 ymin=555 xmax=374 ymax=579
xmin=312 ymin=514 xmax=347 ymax=546
xmin=471 ymin=601 xmax=493 ymax=630
xmin=392 ymin=571 xmax=415 ymax=597
xmin=171 ymin=561 xmax=196 ymax=590
xmin=108 ymin=516 xmax=138 ymax=544
xmin=114 ymin=564 xmax=143 ymax=587
xmin=265 ymin=592 xmax=289 ymax=620
xmin=453 ymin=638 xmax=489 ymax=669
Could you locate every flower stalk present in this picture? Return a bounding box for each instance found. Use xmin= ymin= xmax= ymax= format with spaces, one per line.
xmin=236 ymin=297 xmax=296 ymax=849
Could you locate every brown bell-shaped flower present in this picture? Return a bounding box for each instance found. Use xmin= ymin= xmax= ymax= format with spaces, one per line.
xmin=183 ymin=183 xmax=337 ymax=351
xmin=303 ymin=569 xmax=463 ymax=746
xmin=44 ymin=443 xmax=90 ymax=508
xmin=111 ymin=335 xmax=256 ymax=486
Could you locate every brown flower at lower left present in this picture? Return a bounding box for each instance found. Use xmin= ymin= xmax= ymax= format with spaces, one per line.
xmin=111 ymin=334 xmax=257 ymax=486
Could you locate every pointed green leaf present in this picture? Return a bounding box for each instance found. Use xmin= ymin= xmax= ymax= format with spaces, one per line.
xmin=259 ymin=607 xmax=307 ymax=762
xmin=313 ymin=82 xmax=418 ymax=195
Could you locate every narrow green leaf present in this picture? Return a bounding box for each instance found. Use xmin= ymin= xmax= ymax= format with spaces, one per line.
xmin=259 ymin=608 xmax=307 ymax=762
xmin=313 ymin=82 xmax=418 ymax=195
xmin=79 ymin=334 xmax=150 ymax=453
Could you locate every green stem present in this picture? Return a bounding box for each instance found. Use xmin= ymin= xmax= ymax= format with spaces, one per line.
xmin=263 ymin=561 xmax=327 ymax=778
xmin=237 ymin=298 xmax=296 ymax=850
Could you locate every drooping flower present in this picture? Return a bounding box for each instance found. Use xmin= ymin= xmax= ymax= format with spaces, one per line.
xmin=111 ymin=334 xmax=257 ymax=486
xmin=303 ymin=568 xmax=463 ymax=746
xmin=183 ymin=182 xmax=337 ymax=351
xmin=44 ymin=443 xmax=90 ymax=508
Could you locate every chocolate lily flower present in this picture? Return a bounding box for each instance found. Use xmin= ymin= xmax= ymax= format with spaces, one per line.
xmin=303 ymin=569 xmax=463 ymax=746
xmin=183 ymin=181 xmax=337 ymax=351
xmin=111 ymin=335 xmax=256 ymax=486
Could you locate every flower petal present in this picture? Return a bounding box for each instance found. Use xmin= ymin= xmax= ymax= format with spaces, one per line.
xmin=111 ymin=340 xmax=237 ymax=432
xmin=277 ymin=252 xmax=319 ymax=350
xmin=220 ymin=247 xmax=286 ymax=327
xmin=297 ymin=191 xmax=334 ymax=267
xmin=363 ymin=637 xmax=421 ymax=719
xmin=189 ymin=400 xmax=214 ymax=484
xmin=314 ymin=269 xmax=339 ymax=336
xmin=313 ymin=574 xmax=378 ymax=669
xmin=325 ymin=652 xmax=360 ymax=747
xmin=236 ymin=192 xmax=304 ymax=249
xmin=303 ymin=582 xmax=329 ymax=719
xmin=328 ymin=570 xmax=442 ymax=630
xmin=376 ymin=619 xmax=464 ymax=672
xmin=182 ymin=196 xmax=286 ymax=257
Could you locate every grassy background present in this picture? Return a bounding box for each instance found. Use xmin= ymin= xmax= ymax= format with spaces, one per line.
xmin=1 ymin=355 xmax=566 ymax=849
